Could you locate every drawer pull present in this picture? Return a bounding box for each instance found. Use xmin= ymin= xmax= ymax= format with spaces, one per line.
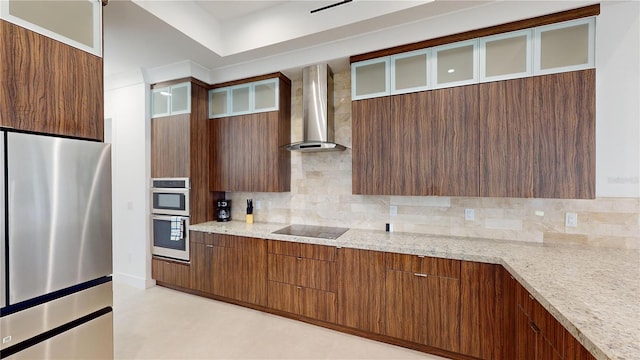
xmin=297 ymin=257 xmax=303 ymax=260
xmin=206 ymin=245 xmax=214 ymax=248
xmin=414 ymin=273 xmax=428 ymax=278
xmin=417 ymin=255 xmax=425 ymax=259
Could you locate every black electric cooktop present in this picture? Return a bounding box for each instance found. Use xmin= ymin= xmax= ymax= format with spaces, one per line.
xmin=272 ymin=224 xmax=349 ymax=240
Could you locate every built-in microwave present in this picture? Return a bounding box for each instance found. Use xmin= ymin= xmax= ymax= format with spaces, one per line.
xmin=151 ymin=178 xmax=189 ymax=216
xmin=151 ymin=214 xmax=189 ymax=261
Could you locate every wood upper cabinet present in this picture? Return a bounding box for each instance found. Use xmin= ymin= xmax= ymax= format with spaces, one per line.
xmin=353 ymin=85 xmax=479 ymax=196
xmin=267 ymin=240 xmax=337 ymax=322
xmin=209 ymin=74 xmax=291 ymax=193
xmin=336 ymin=248 xmax=385 ymax=334
xmin=480 ymin=77 xmax=535 ymax=197
xmin=151 ymin=80 xmax=219 ymax=224
xmin=384 ymin=253 xmax=461 ymax=352
xmin=0 ymin=19 xmax=103 ymax=140
xmin=533 ymin=69 xmax=595 ymax=199
xmin=190 ymin=232 xmax=267 ymax=306
xmin=151 ymin=114 xmax=190 ymax=178
xmin=352 ymin=97 xmax=392 ymax=195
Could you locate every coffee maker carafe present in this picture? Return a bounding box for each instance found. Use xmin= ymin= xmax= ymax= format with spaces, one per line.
xmin=216 ymin=200 xmax=231 ymax=222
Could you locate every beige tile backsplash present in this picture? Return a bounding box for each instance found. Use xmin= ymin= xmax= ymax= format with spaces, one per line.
xmin=227 ymin=70 xmax=640 ymax=250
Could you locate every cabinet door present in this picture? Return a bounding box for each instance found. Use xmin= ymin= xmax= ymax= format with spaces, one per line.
xmin=534 ymin=18 xmax=595 ymax=75
xmin=432 ymin=39 xmax=479 ymax=89
xmin=392 ymin=86 xmax=479 ymax=196
xmin=209 ymin=88 xmax=230 ymax=118
xmin=351 ymin=58 xmax=390 ymax=100
xmin=516 ymin=305 xmax=538 ymax=360
xmin=385 ymin=270 xmax=460 ymax=352
xmin=0 ymin=0 xmax=102 ymax=56
xmin=151 ymin=115 xmax=190 ymax=178
xmin=479 ymin=77 xmax=534 ymax=197
xmin=267 ymin=281 xmax=299 ymax=314
xmin=253 ymin=78 xmax=279 ymax=112
xmin=227 ymin=237 xmax=268 ymax=306
xmin=391 ymin=49 xmax=430 ymax=95
xmin=151 ymin=87 xmax=171 ymax=118
xmin=152 ymin=258 xmax=190 ymax=288
xmin=170 ymin=83 xmax=191 ymax=115
xmin=352 ymin=97 xmax=392 ymax=194
xmin=299 ymin=287 xmax=336 ymax=323
xmin=337 ymin=248 xmax=385 ymax=334
xmin=480 ymin=29 xmax=532 ymax=82
xmin=190 ymin=242 xmax=214 ymax=293
xmin=230 ymin=84 xmax=252 ymax=115
xmin=533 ymin=69 xmax=595 ymax=199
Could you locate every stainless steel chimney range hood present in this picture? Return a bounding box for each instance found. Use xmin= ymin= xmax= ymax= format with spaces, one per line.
xmin=285 ymin=63 xmax=347 ymax=152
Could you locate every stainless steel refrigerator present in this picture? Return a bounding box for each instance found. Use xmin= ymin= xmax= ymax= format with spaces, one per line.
xmin=0 ymin=129 xmax=113 ymax=359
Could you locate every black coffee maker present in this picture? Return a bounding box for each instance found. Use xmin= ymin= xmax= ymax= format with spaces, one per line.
xmin=216 ymin=200 xmax=232 ymax=222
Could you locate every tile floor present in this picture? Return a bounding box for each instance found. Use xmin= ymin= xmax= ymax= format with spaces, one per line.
xmin=113 ymin=282 xmax=447 ymax=359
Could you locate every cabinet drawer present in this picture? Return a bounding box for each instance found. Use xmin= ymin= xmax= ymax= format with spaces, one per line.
xmin=267 ymin=281 xmax=336 ymax=323
xmin=268 ymin=254 xmax=336 ymax=292
xmin=384 ymin=253 xmax=460 ymax=278
xmin=268 ymin=240 xmax=336 ymax=261
xmin=152 ymin=257 xmax=190 ymax=288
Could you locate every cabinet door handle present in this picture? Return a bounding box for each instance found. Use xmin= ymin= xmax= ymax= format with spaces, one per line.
xmin=417 ymin=255 xmax=425 ymax=259
xmin=529 ymin=321 xmax=540 ymax=334
xmin=297 ymin=257 xmax=303 ymax=260
xmin=296 ymin=286 xmax=302 ymax=290
xmin=414 ymin=273 xmax=428 ymax=278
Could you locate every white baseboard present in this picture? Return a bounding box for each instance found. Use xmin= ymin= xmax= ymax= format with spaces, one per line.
xmin=113 ymin=272 xmax=156 ymax=289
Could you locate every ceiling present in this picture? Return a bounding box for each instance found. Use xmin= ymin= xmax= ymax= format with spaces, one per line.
xmin=102 ymin=0 xmax=595 ymax=83
xmin=103 ymin=0 xmax=470 ymax=80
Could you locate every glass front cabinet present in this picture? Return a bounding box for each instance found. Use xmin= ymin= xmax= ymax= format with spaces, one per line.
xmin=151 ymin=82 xmax=191 ymax=118
xmin=0 ymin=0 xmax=102 ymax=56
xmin=351 ymin=17 xmax=595 ymax=99
xmin=209 ymin=78 xmax=279 ymax=119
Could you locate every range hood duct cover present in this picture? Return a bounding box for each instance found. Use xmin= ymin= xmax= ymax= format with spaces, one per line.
xmin=286 ymin=64 xmax=346 ymax=152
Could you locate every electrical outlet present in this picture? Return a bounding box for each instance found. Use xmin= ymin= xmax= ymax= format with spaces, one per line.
xmin=255 ymin=200 xmax=262 ymax=210
xmin=565 ymin=213 xmax=578 ymax=227
xmin=465 ymin=208 xmax=475 ymax=221
xmin=390 ymin=205 xmax=398 ymax=217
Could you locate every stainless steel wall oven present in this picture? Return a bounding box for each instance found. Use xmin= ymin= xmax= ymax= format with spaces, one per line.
xmin=151 ymin=178 xmax=190 ymax=262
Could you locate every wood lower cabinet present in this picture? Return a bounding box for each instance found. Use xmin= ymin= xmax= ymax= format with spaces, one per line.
xmin=459 ymin=262 xmax=516 ymax=359
xmin=383 ymin=253 xmax=461 ymax=353
xmin=336 ymin=248 xmax=385 ymax=334
xmin=190 ymin=232 xmax=267 ymax=306
xmin=515 ymin=280 xmax=595 ymax=360
xmin=152 ymin=257 xmax=190 ymax=289
xmin=267 ymin=241 xmax=337 ymax=322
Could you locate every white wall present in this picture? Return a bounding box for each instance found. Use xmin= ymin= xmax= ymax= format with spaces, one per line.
xmin=105 ymin=72 xmax=154 ymax=289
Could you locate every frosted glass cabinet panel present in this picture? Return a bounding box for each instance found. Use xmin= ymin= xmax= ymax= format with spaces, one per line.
xmin=151 ymin=82 xmax=191 ymax=118
xmin=480 ymin=30 xmax=532 ymax=81
xmin=151 ymin=88 xmax=171 ymax=118
xmin=432 ymin=39 xmax=478 ymax=88
xmin=534 ymin=18 xmax=595 ymax=75
xmin=0 ymin=0 xmax=102 ymax=56
xmin=352 ymin=58 xmax=390 ymax=100
xmin=209 ymin=89 xmax=230 ymax=118
xmin=391 ymin=50 xmax=429 ymax=94
xmin=231 ymin=85 xmax=252 ymax=114
xmin=253 ymin=79 xmax=279 ymax=112
xmin=170 ymin=83 xmax=191 ymax=115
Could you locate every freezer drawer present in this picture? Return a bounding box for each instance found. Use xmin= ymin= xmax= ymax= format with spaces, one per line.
xmin=0 ymin=281 xmax=112 ymax=352
xmin=3 ymin=311 xmax=113 ymax=360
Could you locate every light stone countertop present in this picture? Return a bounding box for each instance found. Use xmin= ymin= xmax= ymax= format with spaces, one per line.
xmin=189 ymin=221 xmax=640 ymax=360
